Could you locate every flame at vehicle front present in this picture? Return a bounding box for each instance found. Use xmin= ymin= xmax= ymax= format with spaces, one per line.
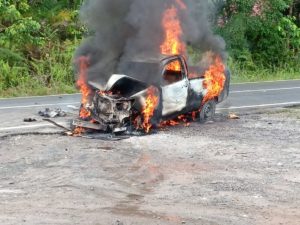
xmin=72 ymin=56 xmax=93 ymax=135
xmin=142 ymin=87 xmax=159 ymax=133
xmin=76 ymin=56 xmax=92 ymax=119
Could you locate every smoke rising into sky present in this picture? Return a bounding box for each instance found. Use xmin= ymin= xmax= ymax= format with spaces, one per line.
xmin=75 ymin=0 xmax=226 ymax=85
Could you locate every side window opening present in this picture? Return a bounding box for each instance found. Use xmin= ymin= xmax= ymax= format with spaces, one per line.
xmin=163 ymin=59 xmax=184 ymax=85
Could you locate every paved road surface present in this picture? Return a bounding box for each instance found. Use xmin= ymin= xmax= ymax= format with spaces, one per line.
xmin=1 ymin=80 xmax=300 ymax=225
xmin=0 ymin=79 xmax=299 ymax=132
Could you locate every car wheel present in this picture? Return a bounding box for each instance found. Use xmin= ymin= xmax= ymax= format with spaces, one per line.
xmin=199 ymin=100 xmax=216 ymax=123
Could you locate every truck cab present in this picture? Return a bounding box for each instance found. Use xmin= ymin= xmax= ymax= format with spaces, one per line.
xmin=160 ymin=55 xmax=190 ymax=116
xmin=83 ymin=54 xmax=230 ymax=133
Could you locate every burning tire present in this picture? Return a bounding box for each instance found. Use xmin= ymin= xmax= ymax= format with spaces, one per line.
xmin=199 ymin=100 xmax=216 ymax=123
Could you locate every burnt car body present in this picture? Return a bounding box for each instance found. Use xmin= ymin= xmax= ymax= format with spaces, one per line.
xmin=83 ymin=55 xmax=230 ymax=133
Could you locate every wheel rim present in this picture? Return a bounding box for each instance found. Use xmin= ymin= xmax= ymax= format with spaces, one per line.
xmin=199 ymin=100 xmax=216 ymax=123
xmin=203 ymin=104 xmax=212 ymax=119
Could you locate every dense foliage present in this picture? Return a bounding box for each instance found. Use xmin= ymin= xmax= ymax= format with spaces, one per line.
xmin=0 ymin=0 xmax=299 ymax=96
xmin=216 ymin=0 xmax=300 ymax=70
xmin=0 ymin=0 xmax=83 ymax=96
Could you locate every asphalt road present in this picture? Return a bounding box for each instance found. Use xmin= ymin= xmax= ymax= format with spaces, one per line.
xmin=0 ymin=79 xmax=300 ymax=132
xmin=0 ymin=80 xmax=300 ymax=225
xmin=1 ymin=103 xmax=300 ymax=225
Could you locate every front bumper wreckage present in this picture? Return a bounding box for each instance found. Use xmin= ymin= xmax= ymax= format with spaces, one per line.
xmin=91 ymin=93 xmax=135 ymax=133
xmin=73 ymin=92 xmax=137 ymax=134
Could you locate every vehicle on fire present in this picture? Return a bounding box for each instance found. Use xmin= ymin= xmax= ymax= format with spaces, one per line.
xmin=79 ymin=54 xmax=230 ymax=133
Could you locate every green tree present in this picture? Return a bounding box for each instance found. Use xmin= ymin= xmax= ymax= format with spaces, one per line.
xmin=0 ymin=0 xmax=43 ymax=60
xmin=0 ymin=0 xmax=83 ymax=94
xmin=217 ymin=0 xmax=300 ymax=68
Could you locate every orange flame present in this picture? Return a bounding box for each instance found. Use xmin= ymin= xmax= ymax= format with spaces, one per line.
xmin=202 ymin=56 xmax=226 ymax=103
xmin=76 ymin=56 xmax=92 ymax=119
xmin=142 ymin=87 xmax=159 ymax=133
xmin=160 ymin=5 xmax=186 ymax=57
xmin=73 ymin=127 xmax=86 ymax=136
xmin=166 ymin=59 xmax=182 ymax=71
xmin=159 ymin=114 xmax=191 ymax=128
xmin=176 ymin=0 xmax=187 ymax=9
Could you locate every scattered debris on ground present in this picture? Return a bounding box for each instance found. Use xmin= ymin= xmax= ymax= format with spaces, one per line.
xmin=23 ymin=118 xmax=37 ymax=122
xmin=42 ymin=119 xmax=71 ymax=131
xmin=38 ymin=108 xmax=67 ymax=118
xmin=228 ymin=113 xmax=240 ymax=120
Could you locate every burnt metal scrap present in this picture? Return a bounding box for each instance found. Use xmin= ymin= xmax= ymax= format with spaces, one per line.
xmin=24 ymin=118 xmax=37 ymax=123
xmin=73 ymin=54 xmax=231 ymax=135
xmin=38 ymin=108 xmax=67 ymax=118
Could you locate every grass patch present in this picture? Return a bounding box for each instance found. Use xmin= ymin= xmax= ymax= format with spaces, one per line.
xmin=231 ymin=67 xmax=300 ymax=83
xmin=0 ymin=83 xmax=76 ymax=98
xmin=0 ymin=40 xmax=78 ymax=98
xmin=228 ymin=58 xmax=300 ymax=83
xmin=1 ymin=48 xmax=299 ymax=98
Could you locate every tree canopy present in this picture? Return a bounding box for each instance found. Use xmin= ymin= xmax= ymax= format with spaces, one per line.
xmin=0 ymin=0 xmax=299 ymax=96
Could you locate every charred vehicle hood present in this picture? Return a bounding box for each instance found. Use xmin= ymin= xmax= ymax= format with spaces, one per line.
xmin=105 ymin=74 xmax=150 ymax=97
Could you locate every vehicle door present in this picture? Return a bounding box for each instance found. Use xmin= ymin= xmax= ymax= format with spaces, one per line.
xmin=161 ymin=58 xmax=189 ymax=116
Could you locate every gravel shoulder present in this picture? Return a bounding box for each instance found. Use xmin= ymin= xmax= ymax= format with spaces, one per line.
xmin=0 ymin=107 xmax=300 ymax=225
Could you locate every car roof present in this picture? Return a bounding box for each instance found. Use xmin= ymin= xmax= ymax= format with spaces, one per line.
xmin=125 ymin=54 xmax=180 ymax=63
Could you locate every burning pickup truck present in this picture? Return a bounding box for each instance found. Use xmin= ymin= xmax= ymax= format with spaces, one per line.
xmin=75 ymin=54 xmax=230 ymax=134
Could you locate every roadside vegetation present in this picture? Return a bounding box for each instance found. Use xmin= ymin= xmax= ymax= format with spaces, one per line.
xmin=217 ymin=0 xmax=300 ymax=83
xmin=0 ymin=0 xmax=83 ymax=97
xmin=0 ymin=0 xmax=299 ymax=97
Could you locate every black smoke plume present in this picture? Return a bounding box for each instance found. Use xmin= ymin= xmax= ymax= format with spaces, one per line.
xmin=75 ymin=0 xmax=226 ymax=86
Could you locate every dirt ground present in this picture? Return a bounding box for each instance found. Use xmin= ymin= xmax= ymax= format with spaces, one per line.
xmin=0 ymin=107 xmax=299 ymax=225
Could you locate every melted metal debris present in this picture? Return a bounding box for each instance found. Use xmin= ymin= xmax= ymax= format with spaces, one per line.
xmin=38 ymin=108 xmax=67 ymax=118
